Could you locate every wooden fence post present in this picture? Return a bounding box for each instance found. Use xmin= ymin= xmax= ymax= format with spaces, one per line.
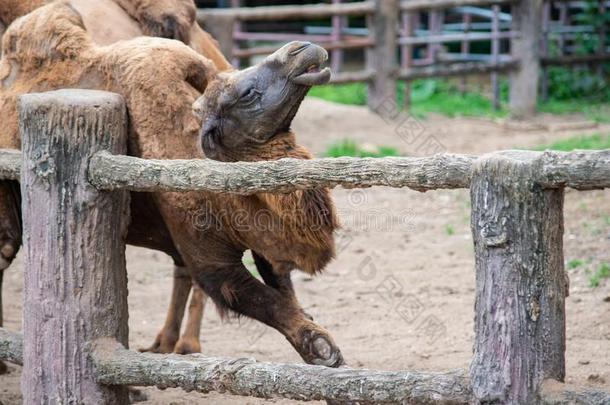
xmin=19 ymin=90 xmax=130 ymax=404
xmin=199 ymin=14 xmax=236 ymax=64
xmin=367 ymin=0 xmax=399 ymax=110
xmin=509 ymin=0 xmax=543 ymax=118
xmin=470 ymin=152 xmax=566 ymax=404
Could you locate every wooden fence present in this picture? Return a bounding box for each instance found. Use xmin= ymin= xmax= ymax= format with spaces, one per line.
xmin=0 ymin=90 xmax=610 ymax=403
xmin=198 ymin=0 xmax=610 ymax=117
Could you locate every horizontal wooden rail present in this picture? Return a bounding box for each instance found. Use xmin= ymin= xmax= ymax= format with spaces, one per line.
xmin=233 ymin=38 xmax=375 ymax=59
xmin=0 ymin=149 xmax=20 ymax=181
xmin=88 ymin=152 xmax=476 ymax=193
xmin=1 ymin=150 xmax=609 ymax=194
xmin=197 ymin=2 xmax=374 ymax=22
xmin=542 ymin=53 xmax=610 ymax=66
xmin=92 ymin=338 xmax=470 ymax=403
xmin=399 ymin=59 xmax=519 ymax=79
xmin=330 ymin=69 xmax=375 ymax=84
xmin=1 ymin=328 xmax=608 ymax=404
xmin=0 ymin=328 xmax=22 ymax=366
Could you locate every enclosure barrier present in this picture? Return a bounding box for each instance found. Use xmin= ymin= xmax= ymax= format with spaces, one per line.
xmin=0 ymin=90 xmax=609 ymax=404
xmin=198 ymin=0 xmax=610 ymax=116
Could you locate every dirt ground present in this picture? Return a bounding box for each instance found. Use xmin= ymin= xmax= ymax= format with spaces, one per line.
xmin=1 ymin=98 xmax=609 ymax=404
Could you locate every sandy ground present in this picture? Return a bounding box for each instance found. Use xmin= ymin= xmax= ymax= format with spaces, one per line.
xmin=1 ymin=98 xmax=609 ymax=404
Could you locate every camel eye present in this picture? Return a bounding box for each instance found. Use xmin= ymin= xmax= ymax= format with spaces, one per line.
xmin=240 ymin=88 xmax=260 ymax=103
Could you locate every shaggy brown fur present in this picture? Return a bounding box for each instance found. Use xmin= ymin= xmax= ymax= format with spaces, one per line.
xmin=0 ymin=0 xmax=229 ymax=357
xmin=0 ymin=0 xmax=231 ymax=70
xmin=0 ymin=3 xmax=344 ymax=367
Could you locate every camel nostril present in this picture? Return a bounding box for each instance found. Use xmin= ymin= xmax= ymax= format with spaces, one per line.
xmin=289 ymin=42 xmax=311 ymax=56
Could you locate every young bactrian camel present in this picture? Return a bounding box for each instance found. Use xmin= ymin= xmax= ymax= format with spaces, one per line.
xmin=0 ymin=0 xmax=233 ymax=362
xmin=0 ymin=1 xmax=346 ymax=372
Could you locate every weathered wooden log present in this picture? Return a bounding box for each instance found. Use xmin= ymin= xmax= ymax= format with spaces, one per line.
xmin=19 ymin=90 xmax=131 ymax=404
xmin=367 ymin=0 xmax=399 ymax=110
xmin=509 ymin=0 xmax=543 ymax=118
xmin=539 ymin=379 xmax=610 ymax=405
xmin=470 ymin=151 xmax=566 ymax=404
xmin=87 ymin=150 xmax=610 ymax=194
xmin=2 ymin=149 xmax=610 ymax=194
xmin=89 ymin=152 xmax=477 ymax=193
xmin=91 ymin=338 xmax=472 ymax=403
xmin=0 ymin=327 xmax=22 ymax=366
xmin=0 ymin=149 xmax=21 ymax=180
xmin=197 ymin=2 xmax=375 ymax=22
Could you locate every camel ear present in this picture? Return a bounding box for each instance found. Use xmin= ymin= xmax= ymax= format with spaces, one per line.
xmin=192 ymin=95 xmax=205 ymax=119
xmin=184 ymin=55 xmax=216 ymax=94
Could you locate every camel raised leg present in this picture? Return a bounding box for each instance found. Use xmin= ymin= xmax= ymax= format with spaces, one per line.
xmin=195 ymin=264 xmax=344 ymax=368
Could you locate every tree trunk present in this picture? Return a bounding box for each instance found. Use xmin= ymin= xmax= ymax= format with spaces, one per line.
xmin=19 ymin=90 xmax=130 ymax=404
xmin=469 ymin=151 xmax=566 ymax=404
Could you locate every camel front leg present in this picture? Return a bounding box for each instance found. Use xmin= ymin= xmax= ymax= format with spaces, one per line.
xmin=195 ymin=264 xmax=345 ymax=368
xmin=139 ymin=265 xmax=191 ymax=353
xmin=173 ymin=283 xmax=206 ymax=354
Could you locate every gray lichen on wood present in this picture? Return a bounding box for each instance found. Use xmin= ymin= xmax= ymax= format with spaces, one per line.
xmin=88 ymin=152 xmax=477 ymax=193
xmin=1 ymin=149 xmax=609 ymax=194
xmin=19 ymin=90 xmax=131 ymax=404
xmin=91 ymin=338 xmax=472 ymax=404
xmin=0 ymin=149 xmax=20 ymax=180
xmin=469 ymin=151 xmax=567 ymax=404
xmin=0 ymin=327 xmax=22 ymax=366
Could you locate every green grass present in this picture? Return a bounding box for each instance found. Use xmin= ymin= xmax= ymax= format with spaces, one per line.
xmin=589 ymin=262 xmax=610 ymax=288
xmin=444 ymin=224 xmax=455 ymax=236
xmin=567 ymin=258 xmax=586 ymax=270
xmin=538 ymin=101 xmax=610 ymax=123
xmin=324 ymin=139 xmax=400 ymax=158
xmin=308 ymin=78 xmax=610 ymax=121
xmin=536 ymin=133 xmax=610 ymax=151
xmin=308 ymin=82 xmax=367 ymax=105
xmin=309 ymin=80 xmax=508 ymax=119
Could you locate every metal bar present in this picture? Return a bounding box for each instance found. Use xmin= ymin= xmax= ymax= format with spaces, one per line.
xmin=399 ymin=31 xmax=517 ymax=45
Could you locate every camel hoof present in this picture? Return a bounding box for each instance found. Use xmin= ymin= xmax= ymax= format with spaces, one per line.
xmin=0 ymin=242 xmax=16 ymax=271
xmin=173 ymin=337 xmax=201 ymax=355
xmin=138 ymin=331 xmax=177 ymax=354
xmin=298 ymin=329 xmax=344 ymax=368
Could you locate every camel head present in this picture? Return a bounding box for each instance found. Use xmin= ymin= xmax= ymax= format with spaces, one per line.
xmin=193 ymin=41 xmax=331 ymax=161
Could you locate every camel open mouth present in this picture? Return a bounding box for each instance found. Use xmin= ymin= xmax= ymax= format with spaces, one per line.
xmin=292 ymin=64 xmax=331 ymax=86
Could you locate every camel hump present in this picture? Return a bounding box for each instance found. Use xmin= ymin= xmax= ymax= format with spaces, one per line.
xmin=1 ymin=2 xmax=91 ymax=65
